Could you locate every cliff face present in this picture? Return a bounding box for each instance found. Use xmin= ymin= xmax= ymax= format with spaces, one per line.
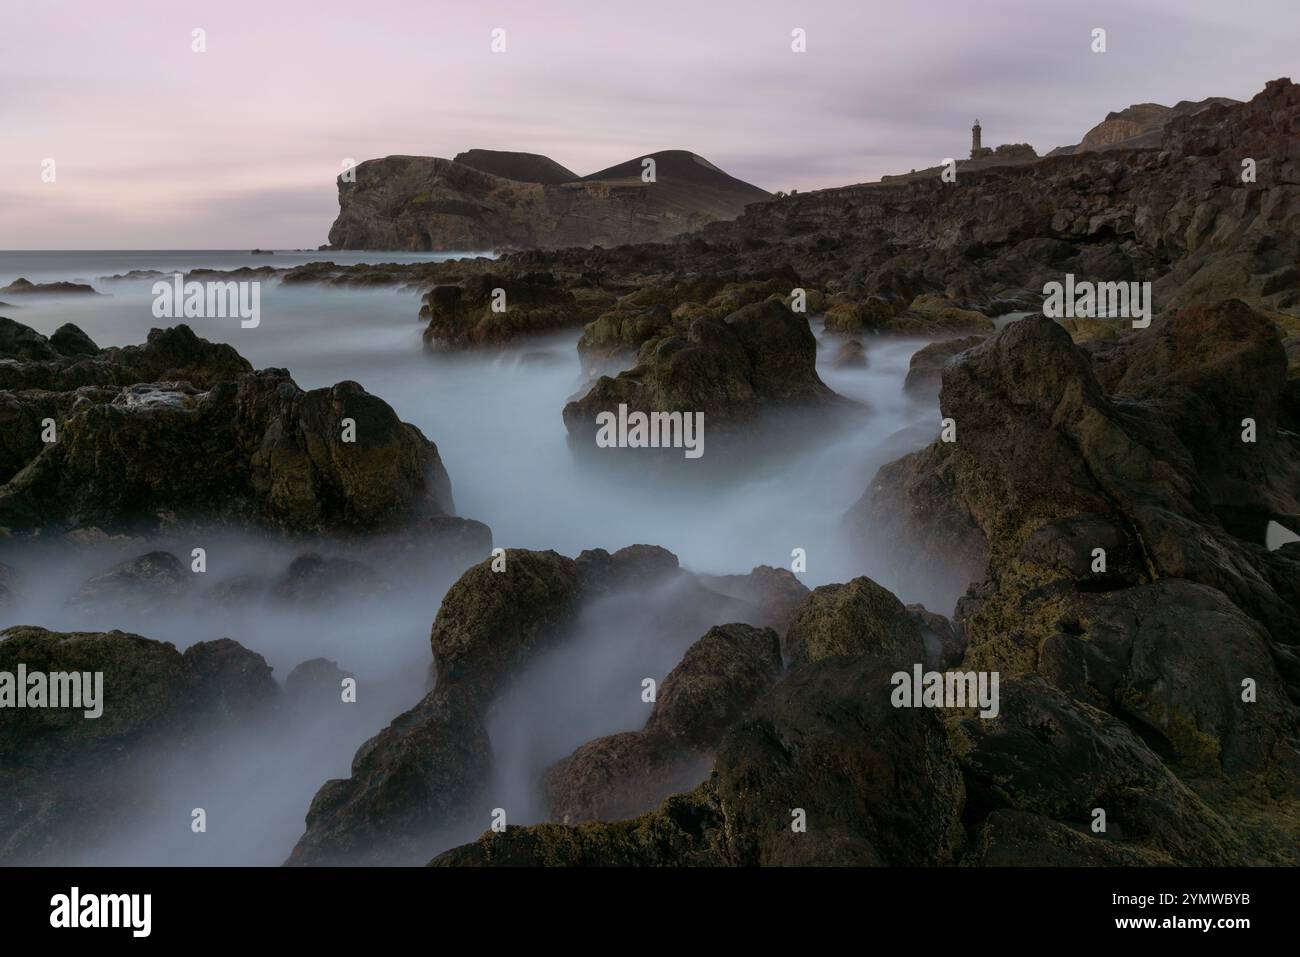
xmin=1074 ymin=96 xmax=1239 ymax=153
xmin=327 ymin=149 xmax=768 ymax=251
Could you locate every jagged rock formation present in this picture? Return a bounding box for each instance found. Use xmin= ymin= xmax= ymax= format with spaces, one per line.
xmin=563 ymin=299 xmax=844 ymax=447
xmin=690 ymin=79 xmax=1300 ymax=320
xmin=425 ymin=295 xmax=1298 ymax=868
xmin=1072 ymin=96 xmax=1240 ymax=153
xmin=286 ymin=548 xmax=795 ymax=865
xmin=291 ymin=81 xmax=1295 ymax=369
xmin=0 ymin=319 xmax=466 ymax=537
xmin=854 ymin=303 xmax=1299 ymax=830
xmin=0 ymin=627 xmax=279 ymax=863
xmin=10 ymin=80 xmax=1300 ymax=871
xmin=542 ymin=623 xmax=782 ymax=824
xmin=0 ymin=278 xmax=99 ymax=296
xmin=327 ymin=149 xmax=768 ymax=251
xmin=433 ymin=651 xmax=968 ymax=867
xmin=420 ymin=271 xmax=616 ymax=348
xmin=208 ymin=81 xmax=1298 ymax=340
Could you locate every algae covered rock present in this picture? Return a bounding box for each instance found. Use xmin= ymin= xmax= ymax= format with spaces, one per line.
xmin=781 ymin=576 xmax=925 ymax=669
xmin=543 ymin=623 xmax=781 ymax=823
xmin=902 ymin=335 xmax=985 ymax=397
xmin=0 ymin=626 xmax=196 ymax=766
xmin=951 ymin=676 xmax=1249 ymax=865
xmin=431 ymin=782 xmax=732 ymax=867
xmin=563 ymin=299 xmax=841 ymax=445
xmin=0 ymin=624 xmax=283 ymax=862
xmin=420 ymin=272 xmax=613 ymax=348
xmin=288 ymin=544 xmax=696 ymax=865
xmin=441 ymin=652 xmax=968 ymax=867
xmin=0 ymin=337 xmax=455 ymax=536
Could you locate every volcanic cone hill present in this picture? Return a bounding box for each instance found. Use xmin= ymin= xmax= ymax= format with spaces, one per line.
xmin=327 ymin=148 xmax=768 ymax=251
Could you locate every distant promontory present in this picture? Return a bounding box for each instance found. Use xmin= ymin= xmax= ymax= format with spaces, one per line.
xmin=326 ymin=148 xmax=769 ymax=251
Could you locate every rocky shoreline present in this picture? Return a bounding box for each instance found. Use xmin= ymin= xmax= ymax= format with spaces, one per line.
xmin=1 ymin=79 xmax=1297 ymax=867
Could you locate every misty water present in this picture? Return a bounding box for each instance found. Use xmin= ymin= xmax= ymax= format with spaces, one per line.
xmin=0 ymin=251 xmax=944 ymax=864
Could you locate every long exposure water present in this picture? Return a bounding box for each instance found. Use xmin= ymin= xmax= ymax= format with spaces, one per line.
xmin=0 ymin=250 xmax=943 ymax=863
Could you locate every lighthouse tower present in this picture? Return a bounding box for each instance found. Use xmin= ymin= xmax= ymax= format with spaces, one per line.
xmin=971 ymin=119 xmax=982 ymax=158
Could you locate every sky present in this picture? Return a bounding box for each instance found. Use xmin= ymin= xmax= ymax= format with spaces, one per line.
xmin=2 ymin=0 xmax=1296 ymax=249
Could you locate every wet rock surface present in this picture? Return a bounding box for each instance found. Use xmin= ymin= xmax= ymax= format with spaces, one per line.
xmin=844 ymin=299 xmax=1299 ymax=862
xmin=0 ymin=626 xmax=280 ymax=862
xmin=0 ymin=321 xmax=466 ymax=538
xmin=434 ymin=654 xmax=967 ymax=867
xmin=6 ymin=78 xmax=1300 ymax=869
xmin=420 ymin=272 xmax=615 ymax=348
xmin=543 ymin=623 xmax=782 ymax=823
xmin=903 ymin=335 xmax=985 ymax=397
xmin=424 ymin=115 xmax=1300 ymax=865
xmin=563 ymin=299 xmax=845 ymax=448
xmin=287 ymin=545 xmax=796 ymax=865
xmin=0 ymin=278 xmax=100 ymax=297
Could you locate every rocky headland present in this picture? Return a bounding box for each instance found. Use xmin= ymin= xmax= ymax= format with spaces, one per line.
xmin=2 ymin=78 xmax=1298 ymax=869
xmin=327 ymin=148 xmax=769 ymax=251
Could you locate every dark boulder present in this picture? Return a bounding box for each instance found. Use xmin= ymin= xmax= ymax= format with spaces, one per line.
xmin=951 ymin=676 xmax=1249 ymax=865
xmin=69 ymin=550 xmax=191 ymax=616
xmin=902 ymin=335 xmax=985 ymax=397
xmin=830 ymin=339 xmax=867 ymax=369
xmin=288 ymin=545 xmax=694 ymax=865
xmin=563 ymin=300 xmax=842 ymax=444
xmin=439 ymin=653 xmax=967 ymax=867
xmin=543 ymin=623 xmax=781 ymax=823
xmin=49 ymin=323 xmax=99 ymax=357
xmin=0 ymin=626 xmax=279 ymax=862
xmin=0 ymin=316 xmax=59 ymax=361
xmin=285 ymin=658 xmax=354 ymax=711
xmin=0 ymin=371 xmax=454 ymax=536
xmin=0 ymin=278 xmax=98 ymax=296
xmin=270 ymin=553 xmax=391 ymax=605
xmin=781 ymin=575 xmax=925 ymax=670
xmin=0 ymin=321 xmax=464 ymax=538
xmin=183 ymin=638 xmax=279 ymax=717
xmin=420 ymin=272 xmax=612 ymax=348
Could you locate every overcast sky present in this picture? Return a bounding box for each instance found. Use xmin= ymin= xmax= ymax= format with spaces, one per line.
xmin=3 ymin=0 xmax=1296 ymax=249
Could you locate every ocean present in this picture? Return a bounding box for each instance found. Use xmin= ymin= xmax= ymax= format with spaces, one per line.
xmin=0 ymin=248 xmax=941 ymax=864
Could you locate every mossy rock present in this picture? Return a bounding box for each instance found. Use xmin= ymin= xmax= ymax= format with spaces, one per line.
xmin=782 ymin=576 xmax=924 ymax=670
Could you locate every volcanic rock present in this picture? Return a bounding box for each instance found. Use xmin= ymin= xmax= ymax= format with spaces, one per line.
xmin=542 ymin=623 xmax=781 ymax=823
xmin=328 ymin=150 xmax=768 ymax=251
xmin=0 ymin=278 xmax=99 ymax=296
xmin=0 ymin=322 xmax=459 ymax=536
xmin=563 ymin=299 xmax=841 ymax=444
